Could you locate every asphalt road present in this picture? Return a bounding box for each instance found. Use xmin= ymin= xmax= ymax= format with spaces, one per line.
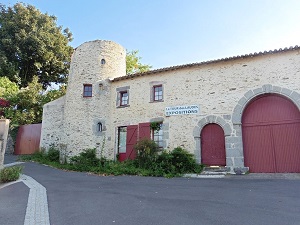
xmin=1 ymin=158 xmax=300 ymax=225
xmin=0 ymin=182 xmax=28 ymax=225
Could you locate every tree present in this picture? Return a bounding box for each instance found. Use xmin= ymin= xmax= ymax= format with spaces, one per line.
xmin=3 ymin=76 xmax=43 ymax=127
xmin=40 ymin=85 xmax=66 ymax=106
xmin=126 ymin=50 xmax=152 ymax=74
xmin=2 ymin=76 xmax=65 ymax=127
xmin=0 ymin=77 xmax=19 ymax=98
xmin=0 ymin=3 xmax=73 ymax=88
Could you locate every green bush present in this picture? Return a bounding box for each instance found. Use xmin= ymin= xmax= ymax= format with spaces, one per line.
xmin=134 ymin=139 xmax=159 ymax=168
xmin=70 ymin=148 xmax=101 ymax=171
xmin=19 ymin=143 xmax=203 ymax=178
xmin=46 ymin=146 xmax=60 ymax=162
xmin=0 ymin=166 xmax=23 ymax=183
xmin=154 ymin=151 xmax=177 ymax=175
xmin=19 ymin=148 xmax=59 ymax=164
xmin=147 ymin=147 xmax=203 ymax=177
xmin=19 ymin=151 xmax=46 ymax=162
xmin=170 ymin=147 xmax=200 ymax=174
xmin=105 ymin=160 xmax=139 ymax=175
xmin=133 ymin=140 xmax=203 ymax=177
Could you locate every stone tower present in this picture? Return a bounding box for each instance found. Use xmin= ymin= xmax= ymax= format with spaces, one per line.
xmin=63 ymin=40 xmax=126 ymax=158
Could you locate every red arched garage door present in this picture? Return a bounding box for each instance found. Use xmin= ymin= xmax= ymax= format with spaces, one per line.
xmin=201 ymin=124 xmax=226 ymax=166
xmin=242 ymin=94 xmax=300 ymax=173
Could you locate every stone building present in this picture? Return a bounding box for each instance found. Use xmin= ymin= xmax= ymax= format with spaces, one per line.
xmin=40 ymin=40 xmax=300 ymax=173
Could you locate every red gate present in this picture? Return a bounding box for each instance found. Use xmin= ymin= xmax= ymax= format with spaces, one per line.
xmin=14 ymin=124 xmax=42 ymax=155
xmin=201 ymin=123 xmax=226 ymax=166
xmin=242 ymin=94 xmax=300 ymax=173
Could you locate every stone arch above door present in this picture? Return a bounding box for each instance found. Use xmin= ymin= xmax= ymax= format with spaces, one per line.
xmin=193 ymin=115 xmax=232 ymax=164
xmin=232 ymin=84 xmax=300 ymax=125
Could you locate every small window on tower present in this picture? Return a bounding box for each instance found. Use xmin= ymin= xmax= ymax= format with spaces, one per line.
xmin=101 ymin=59 xmax=106 ymax=65
xmin=83 ymin=84 xmax=92 ymax=97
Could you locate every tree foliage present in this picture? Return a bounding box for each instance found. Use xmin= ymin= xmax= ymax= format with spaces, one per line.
xmin=1 ymin=76 xmax=65 ymax=127
xmin=0 ymin=76 xmax=19 ymax=97
xmin=0 ymin=3 xmax=73 ymax=88
xmin=126 ymin=50 xmax=152 ymax=74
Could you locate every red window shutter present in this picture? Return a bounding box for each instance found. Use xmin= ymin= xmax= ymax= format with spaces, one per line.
xmin=138 ymin=122 xmax=151 ymax=140
xmin=126 ymin=125 xmax=138 ymax=160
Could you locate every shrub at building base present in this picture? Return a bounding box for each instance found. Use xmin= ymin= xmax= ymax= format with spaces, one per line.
xmin=70 ymin=148 xmax=103 ymax=171
xmin=46 ymin=146 xmax=60 ymax=162
xmin=20 ymin=142 xmax=203 ymax=178
xmin=0 ymin=166 xmax=22 ymax=183
xmin=134 ymin=139 xmax=203 ymax=177
xmin=134 ymin=139 xmax=160 ymax=168
xmin=153 ymin=147 xmax=203 ymax=177
xmin=20 ymin=147 xmax=61 ymax=165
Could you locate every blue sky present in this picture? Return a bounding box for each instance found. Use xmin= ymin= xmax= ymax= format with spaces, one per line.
xmin=2 ymin=0 xmax=300 ymax=69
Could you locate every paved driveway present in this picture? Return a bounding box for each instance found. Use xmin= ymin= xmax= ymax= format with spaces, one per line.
xmin=1 ymin=158 xmax=300 ymax=225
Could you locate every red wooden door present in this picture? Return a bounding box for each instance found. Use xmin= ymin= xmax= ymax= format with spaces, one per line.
xmin=126 ymin=125 xmax=138 ymax=160
xmin=138 ymin=122 xmax=151 ymax=140
xmin=242 ymin=125 xmax=276 ymax=172
xmin=272 ymin=123 xmax=300 ymax=172
xmin=242 ymin=94 xmax=300 ymax=173
xmin=201 ymin=124 xmax=226 ymax=166
xmin=14 ymin=124 xmax=42 ymax=155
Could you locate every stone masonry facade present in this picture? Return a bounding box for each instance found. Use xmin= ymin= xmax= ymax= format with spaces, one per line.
xmin=40 ymin=40 xmax=300 ymax=173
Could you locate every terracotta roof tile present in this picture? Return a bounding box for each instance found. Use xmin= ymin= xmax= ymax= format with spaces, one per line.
xmin=112 ymin=45 xmax=300 ymax=82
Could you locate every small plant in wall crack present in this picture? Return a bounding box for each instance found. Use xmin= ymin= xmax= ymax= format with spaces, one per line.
xmin=99 ymin=136 xmax=107 ymax=167
xmin=100 ymin=135 xmax=106 ymax=158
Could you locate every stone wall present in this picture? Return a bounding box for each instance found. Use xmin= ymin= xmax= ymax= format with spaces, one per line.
xmin=40 ymin=96 xmax=65 ymax=150
xmin=0 ymin=119 xmax=10 ymax=169
xmin=5 ymin=135 xmax=14 ymax=154
xmin=109 ymin=50 xmax=300 ymax=172
xmin=40 ymin=40 xmax=300 ymax=172
xmin=110 ymin=50 xmax=300 ymax=143
xmin=62 ymin=40 xmax=126 ymax=158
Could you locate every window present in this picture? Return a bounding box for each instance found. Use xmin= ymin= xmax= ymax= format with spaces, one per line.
xmin=152 ymin=123 xmax=163 ymax=148
xmin=120 ymin=91 xmax=129 ymax=106
xmin=153 ymin=85 xmax=163 ymax=101
xmin=101 ymin=59 xmax=106 ymax=64
xmin=117 ymin=127 xmax=127 ymax=161
xmin=83 ymin=84 xmax=92 ymax=97
xmin=116 ymin=86 xmax=130 ymax=107
xmin=118 ymin=127 xmax=127 ymax=154
xmin=97 ymin=122 xmax=102 ymax=132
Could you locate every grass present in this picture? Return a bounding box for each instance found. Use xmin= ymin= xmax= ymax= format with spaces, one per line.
xmin=0 ymin=166 xmax=23 ymax=183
